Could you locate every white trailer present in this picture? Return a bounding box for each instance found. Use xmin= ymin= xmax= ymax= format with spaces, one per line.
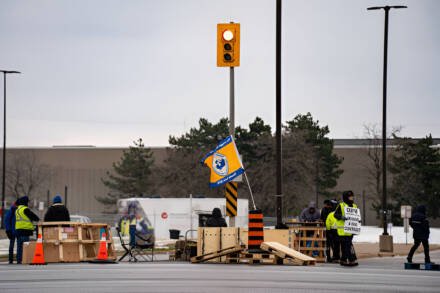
xmin=117 ymin=197 xmax=248 ymax=240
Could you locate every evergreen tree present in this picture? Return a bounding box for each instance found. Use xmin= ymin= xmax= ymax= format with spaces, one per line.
xmin=284 ymin=113 xmax=343 ymax=197
xmin=98 ymin=138 xmax=155 ymax=207
xmin=390 ymin=135 xmax=440 ymax=219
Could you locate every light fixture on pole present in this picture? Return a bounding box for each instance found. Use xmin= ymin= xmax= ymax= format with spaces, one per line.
xmin=0 ymin=70 xmax=21 ymax=229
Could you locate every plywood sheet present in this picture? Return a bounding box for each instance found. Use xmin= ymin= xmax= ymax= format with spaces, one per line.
xmin=261 ymin=241 xmax=316 ymax=261
xmin=264 ymin=229 xmax=289 ymax=246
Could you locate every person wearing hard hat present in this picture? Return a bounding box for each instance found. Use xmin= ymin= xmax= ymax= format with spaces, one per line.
xmin=15 ymin=196 xmax=39 ymax=264
xmin=334 ymin=191 xmax=358 ymax=266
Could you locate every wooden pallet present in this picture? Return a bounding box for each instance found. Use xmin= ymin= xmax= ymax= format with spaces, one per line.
xmin=226 ymin=257 xmax=277 ymax=265
xmin=226 ymin=251 xmax=278 ymax=265
xmin=260 ymin=242 xmax=316 ymax=266
xmin=288 ymin=224 xmax=326 ymax=262
xmin=191 ymin=245 xmax=244 ymax=263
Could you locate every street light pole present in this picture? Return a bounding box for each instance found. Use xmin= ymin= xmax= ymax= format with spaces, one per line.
xmin=367 ymin=5 xmax=407 ymax=237
xmin=0 ymin=70 xmax=21 ymax=229
xmin=275 ymin=0 xmax=283 ymax=227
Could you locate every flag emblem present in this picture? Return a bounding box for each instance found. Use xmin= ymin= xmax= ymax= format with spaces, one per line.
xmin=201 ymin=135 xmax=244 ymax=188
xmin=213 ymin=153 xmax=228 ymax=176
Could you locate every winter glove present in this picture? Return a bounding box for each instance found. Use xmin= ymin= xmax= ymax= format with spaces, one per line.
xmin=6 ymin=231 xmax=12 ymax=240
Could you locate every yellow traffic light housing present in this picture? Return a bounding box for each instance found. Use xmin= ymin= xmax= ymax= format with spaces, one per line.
xmin=217 ymin=23 xmax=240 ymax=67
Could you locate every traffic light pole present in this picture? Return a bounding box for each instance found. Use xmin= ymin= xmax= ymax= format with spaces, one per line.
xmin=229 ymin=66 xmax=235 ymax=227
xmin=229 ymin=67 xmax=235 ymax=137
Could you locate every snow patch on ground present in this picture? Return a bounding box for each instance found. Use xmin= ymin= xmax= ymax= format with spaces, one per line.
xmin=354 ymin=226 xmax=440 ymax=244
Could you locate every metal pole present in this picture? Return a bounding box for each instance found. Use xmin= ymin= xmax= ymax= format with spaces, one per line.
xmin=381 ymin=8 xmax=389 ymax=236
xmin=0 ymin=73 xmax=6 ymax=229
xmin=315 ymin=149 xmax=319 ymax=208
xmin=368 ymin=4 xmax=407 ymax=236
xmin=64 ymin=185 xmax=68 ymax=209
xmin=229 ymin=67 xmax=235 ymax=137
xmin=229 ymin=66 xmax=236 ymax=227
xmin=47 ymin=190 xmax=50 ymax=207
xmin=362 ymin=190 xmax=366 ymax=225
xmin=275 ymin=0 xmax=283 ymax=226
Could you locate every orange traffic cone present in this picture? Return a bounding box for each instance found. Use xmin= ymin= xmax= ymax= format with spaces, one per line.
xmin=97 ymin=233 xmax=108 ymax=260
xmin=89 ymin=232 xmax=116 ymax=263
xmin=30 ymin=234 xmax=47 ymax=265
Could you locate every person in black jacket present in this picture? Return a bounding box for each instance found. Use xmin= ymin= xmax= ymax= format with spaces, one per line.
xmin=44 ymin=195 xmax=70 ymax=222
xmin=321 ymin=199 xmax=335 ymax=262
xmin=206 ymin=208 xmax=227 ymax=227
xmin=320 ymin=200 xmax=333 ymax=223
xmin=407 ymin=205 xmax=431 ymax=264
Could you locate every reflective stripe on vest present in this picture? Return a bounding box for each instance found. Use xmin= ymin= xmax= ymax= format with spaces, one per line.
xmin=15 ymin=205 xmax=34 ymax=230
xmin=336 ymin=202 xmax=358 ymax=236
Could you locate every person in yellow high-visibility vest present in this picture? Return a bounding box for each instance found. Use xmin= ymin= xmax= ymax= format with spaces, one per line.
xmin=334 ymin=191 xmax=358 ymax=266
xmin=118 ymin=216 xmax=130 ymax=237
xmin=325 ymin=201 xmax=341 ymax=263
xmin=15 ymin=196 xmax=39 ymax=264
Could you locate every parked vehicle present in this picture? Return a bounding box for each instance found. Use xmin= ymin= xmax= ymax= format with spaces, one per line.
xmin=70 ymin=215 xmax=92 ymax=223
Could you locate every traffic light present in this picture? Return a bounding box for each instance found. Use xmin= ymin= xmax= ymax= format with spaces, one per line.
xmin=217 ymin=23 xmax=240 ymax=67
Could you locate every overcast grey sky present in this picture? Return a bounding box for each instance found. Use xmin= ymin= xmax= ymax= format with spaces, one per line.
xmin=1 ymin=0 xmax=439 ymax=147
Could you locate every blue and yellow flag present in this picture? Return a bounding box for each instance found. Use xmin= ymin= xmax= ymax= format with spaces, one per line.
xmin=201 ymin=135 xmax=244 ymax=188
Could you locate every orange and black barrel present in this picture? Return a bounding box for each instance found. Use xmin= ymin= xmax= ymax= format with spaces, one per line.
xmin=248 ymin=209 xmax=264 ymax=253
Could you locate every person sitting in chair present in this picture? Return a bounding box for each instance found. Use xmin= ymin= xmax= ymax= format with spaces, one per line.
xmin=206 ymin=208 xmax=227 ymax=227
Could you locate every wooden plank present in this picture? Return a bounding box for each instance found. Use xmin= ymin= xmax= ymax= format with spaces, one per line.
xmin=78 ymin=226 xmax=83 ymax=260
xmin=58 ymin=225 xmax=64 ymax=262
xmin=191 ymin=245 xmax=244 ymax=263
xmin=261 ymin=242 xmax=316 ymax=262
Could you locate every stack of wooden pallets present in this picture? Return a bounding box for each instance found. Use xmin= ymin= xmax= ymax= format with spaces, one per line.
xmin=192 ymin=241 xmax=316 ymax=266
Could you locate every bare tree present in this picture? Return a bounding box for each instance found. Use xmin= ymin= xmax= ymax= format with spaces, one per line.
xmin=5 ymin=151 xmax=51 ymax=201
xmin=363 ymin=124 xmax=401 ymax=210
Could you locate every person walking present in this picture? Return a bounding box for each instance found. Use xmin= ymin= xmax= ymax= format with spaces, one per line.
xmin=15 ymin=196 xmax=39 ymax=264
xmin=206 ymin=208 xmax=227 ymax=227
xmin=44 ymin=194 xmax=70 ymax=222
xmin=334 ymin=191 xmax=358 ymax=266
xmin=407 ymin=205 xmax=431 ymax=264
xmin=4 ymin=200 xmax=18 ymax=264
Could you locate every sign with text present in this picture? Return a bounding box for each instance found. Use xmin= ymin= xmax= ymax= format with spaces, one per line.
xmin=344 ymin=206 xmax=361 ymax=235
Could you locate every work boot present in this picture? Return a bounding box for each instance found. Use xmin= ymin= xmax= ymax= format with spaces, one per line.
xmin=340 ymin=260 xmax=349 ymax=266
xmin=349 ymin=260 xmax=359 ymax=266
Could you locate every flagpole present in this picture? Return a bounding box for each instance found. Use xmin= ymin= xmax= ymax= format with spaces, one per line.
xmin=243 ymin=171 xmax=257 ymax=210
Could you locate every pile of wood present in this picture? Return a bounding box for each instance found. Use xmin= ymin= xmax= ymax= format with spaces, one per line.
xmin=191 ymin=241 xmax=316 ymax=266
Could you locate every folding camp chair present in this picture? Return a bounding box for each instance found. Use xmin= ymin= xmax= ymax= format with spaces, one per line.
xmin=128 ymin=225 xmax=155 ymax=262
xmin=116 ymin=227 xmax=132 ymax=262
